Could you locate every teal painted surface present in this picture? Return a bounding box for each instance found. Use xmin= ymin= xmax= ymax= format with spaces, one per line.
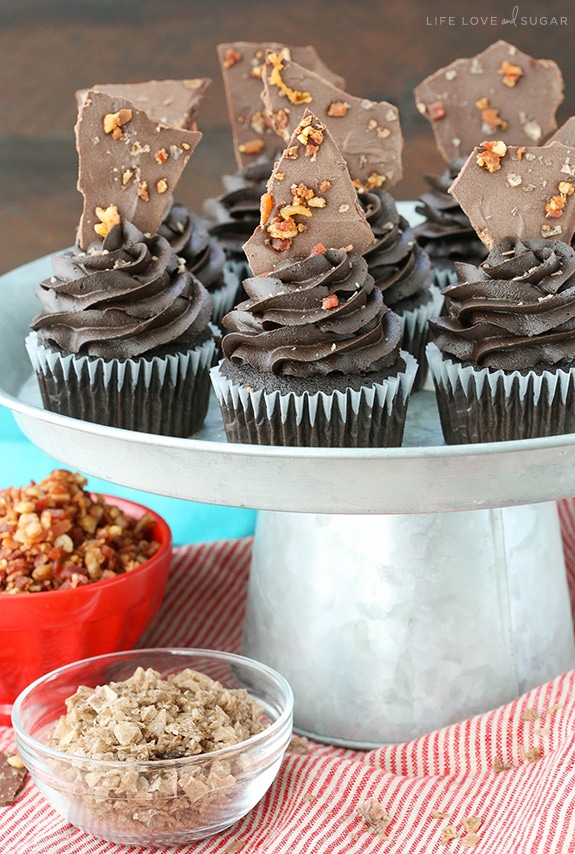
xmin=0 ymin=407 xmax=257 ymax=546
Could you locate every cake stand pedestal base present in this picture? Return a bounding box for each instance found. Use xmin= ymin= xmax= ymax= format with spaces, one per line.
xmin=242 ymin=502 xmax=575 ymax=748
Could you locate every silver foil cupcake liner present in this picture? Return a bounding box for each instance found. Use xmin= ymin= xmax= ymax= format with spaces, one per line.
xmin=26 ymin=332 xmax=216 ymax=437
xmin=426 ymin=341 xmax=575 ymax=444
xmin=210 ymin=351 xmax=418 ymax=447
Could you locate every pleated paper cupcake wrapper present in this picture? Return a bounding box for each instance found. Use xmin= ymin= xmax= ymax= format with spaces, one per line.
xmin=26 ymin=331 xmax=216 ymax=437
xmin=430 ymin=266 xmax=458 ymax=290
xmin=426 ymin=341 xmax=575 ymax=444
xmin=209 ymin=260 xmax=243 ymax=326
xmin=397 ymin=284 xmax=444 ymax=392
xmin=210 ymin=351 xmax=418 ymax=447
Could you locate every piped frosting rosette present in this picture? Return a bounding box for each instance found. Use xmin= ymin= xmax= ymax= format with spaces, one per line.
xmin=210 ymin=109 xmax=417 ymax=448
xmin=27 ymin=220 xmax=215 ymax=436
xmin=413 ymin=41 xmax=564 ymax=282
xmin=25 ymin=87 xmax=218 ymax=437
xmin=359 ymin=188 xmax=441 ymax=390
xmin=158 ymin=198 xmax=239 ymax=326
xmin=427 ymin=140 xmax=575 ymax=443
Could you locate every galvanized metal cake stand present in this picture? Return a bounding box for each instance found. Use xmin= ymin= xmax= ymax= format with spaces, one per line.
xmin=2 ymin=233 xmax=575 ymax=748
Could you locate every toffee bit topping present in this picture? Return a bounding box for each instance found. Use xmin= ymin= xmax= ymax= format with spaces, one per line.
xmin=156 ymin=178 xmax=169 ymax=194
xmin=462 ymin=817 xmax=483 ymax=834
xmin=326 ymin=100 xmax=349 ymax=117
xmin=353 ymin=172 xmax=386 ymax=192
xmin=476 ymin=140 xmax=507 ymax=172
xmin=428 ymin=100 xmax=446 ymax=121
xmin=238 ymin=138 xmax=266 ymax=155
xmin=137 ymin=181 xmax=150 ymax=201
xmin=154 ymin=147 xmax=169 ymax=164
xmin=94 ymin=204 xmax=121 ymax=237
xmin=103 ymin=108 xmax=133 ymax=140
xmin=545 ymin=181 xmax=574 ymax=218
xmin=493 ymin=757 xmax=515 ymax=772
xmin=267 ymin=52 xmax=313 ymax=106
xmin=440 ymin=826 xmax=458 ymax=845
xmin=260 ymin=192 xmax=274 ymax=226
xmin=222 ymin=47 xmax=242 ymax=68
xmin=499 ymin=59 xmax=524 ymax=87
xmin=476 ymin=97 xmax=508 ymax=130
xmin=356 ymin=798 xmax=392 ymax=838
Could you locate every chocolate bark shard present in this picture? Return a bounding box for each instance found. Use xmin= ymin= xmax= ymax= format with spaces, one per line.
xmin=261 ymin=53 xmax=402 ymax=190
xmin=217 ymin=42 xmax=345 ymax=170
xmin=75 ymin=79 xmax=211 ymax=130
xmin=0 ymin=753 xmax=28 ymax=806
xmin=76 ymin=90 xmax=202 ymax=251
xmin=414 ymin=40 xmax=564 ymax=163
xmin=243 ymin=108 xmax=374 ymax=276
xmin=449 ymin=141 xmax=575 ymax=249
xmin=547 ymin=117 xmax=575 ymax=147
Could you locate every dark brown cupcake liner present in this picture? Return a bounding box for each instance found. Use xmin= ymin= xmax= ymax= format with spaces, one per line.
xmin=426 ymin=341 xmax=575 ymax=444
xmin=26 ymin=332 xmax=215 ymax=438
xmin=210 ymin=352 xmax=418 ymax=447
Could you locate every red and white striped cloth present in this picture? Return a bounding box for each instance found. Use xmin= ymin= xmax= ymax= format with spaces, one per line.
xmin=3 ymin=503 xmax=575 ymax=854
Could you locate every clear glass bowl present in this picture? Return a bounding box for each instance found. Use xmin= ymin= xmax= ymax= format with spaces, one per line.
xmin=12 ymin=648 xmax=294 ymax=846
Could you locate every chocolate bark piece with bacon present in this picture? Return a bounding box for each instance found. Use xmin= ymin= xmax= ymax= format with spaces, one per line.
xmin=217 ymin=41 xmax=345 ymax=170
xmin=243 ymin=108 xmax=374 ymax=276
xmin=75 ymin=78 xmax=211 ymax=131
xmin=75 ymin=90 xmax=202 ymax=250
xmin=414 ymin=40 xmax=564 ymax=163
xmin=261 ymin=51 xmax=403 ymax=191
xmin=449 ymin=141 xmax=575 ymax=249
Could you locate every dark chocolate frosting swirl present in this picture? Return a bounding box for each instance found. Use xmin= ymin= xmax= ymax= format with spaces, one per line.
xmin=158 ymin=198 xmax=227 ymax=291
xmin=429 ymin=236 xmax=575 ymax=370
xmin=359 ymin=188 xmax=431 ymax=307
xmin=221 ymin=248 xmax=401 ymax=377
xmin=204 ymin=158 xmax=273 ymax=258
xmin=31 ymin=220 xmax=213 ymax=360
xmin=414 ymin=159 xmax=488 ymax=268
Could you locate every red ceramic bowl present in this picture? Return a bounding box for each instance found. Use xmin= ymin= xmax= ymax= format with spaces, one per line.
xmin=0 ymin=496 xmax=172 ymax=725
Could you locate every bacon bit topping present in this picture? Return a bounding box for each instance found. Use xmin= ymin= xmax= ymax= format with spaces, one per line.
xmin=545 ymin=181 xmax=574 ymax=218
xmin=476 ymin=140 xmax=507 ymax=172
xmin=476 ymin=97 xmax=508 ymax=130
xmin=327 ymin=100 xmax=349 ymax=118
xmin=310 ymin=243 xmax=326 ymax=256
xmin=267 ymin=52 xmax=313 ymax=106
xmin=137 ymin=181 xmax=150 ymax=201
xmin=259 ymin=192 xmax=274 ymax=226
xmin=103 ymin=108 xmax=133 ymax=140
xmin=270 ymin=237 xmax=292 ymax=252
xmin=154 ymin=148 xmax=169 ymax=164
xmin=322 ymin=294 xmax=339 ymax=310
xmin=353 ymin=172 xmax=387 ymax=192
xmin=238 ymin=138 xmax=266 ymax=155
xmin=94 ymin=204 xmax=121 ymax=238
xmin=499 ymin=59 xmax=523 ymax=87
xmin=222 ymin=47 xmax=242 ymax=68
xmin=428 ymin=100 xmax=446 ymax=121
xmin=319 ymin=180 xmax=331 ymax=193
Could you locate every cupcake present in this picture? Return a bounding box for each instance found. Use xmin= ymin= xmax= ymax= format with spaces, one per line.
xmin=414 ymin=40 xmax=564 ymax=284
xmin=210 ymin=109 xmax=417 ymax=447
xmin=358 ymin=188 xmax=440 ymax=390
xmin=76 ymin=80 xmax=237 ymax=327
xmin=259 ymin=50 xmax=437 ymax=388
xmin=158 ymin=197 xmax=239 ymax=326
xmin=26 ymin=90 xmax=215 ymax=437
xmin=426 ymin=139 xmax=575 ymax=444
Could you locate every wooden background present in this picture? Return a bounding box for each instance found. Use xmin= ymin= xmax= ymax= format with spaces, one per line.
xmin=0 ymin=0 xmax=573 ymax=274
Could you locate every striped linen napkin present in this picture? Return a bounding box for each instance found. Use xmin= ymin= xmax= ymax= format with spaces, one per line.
xmin=2 ymin=505 xmax=575 ymax=854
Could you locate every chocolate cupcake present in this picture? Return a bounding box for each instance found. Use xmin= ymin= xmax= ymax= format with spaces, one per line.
xmin=414 ymin=159 xmax=488 ymax=282
xmin=359 ymin=188 xmax=441 ymax=390
xmin=414 ymin=40 xmax=564 ymax=284
xmin=159 ymin=197 xmax=239 ymax=325
xmin=427 ymin=140 xmax=575 ymax=444
xmin=26 ymin=89 xmax=214 ymax=437
xmin=210 ymin=110 xmax=417 ymax=447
